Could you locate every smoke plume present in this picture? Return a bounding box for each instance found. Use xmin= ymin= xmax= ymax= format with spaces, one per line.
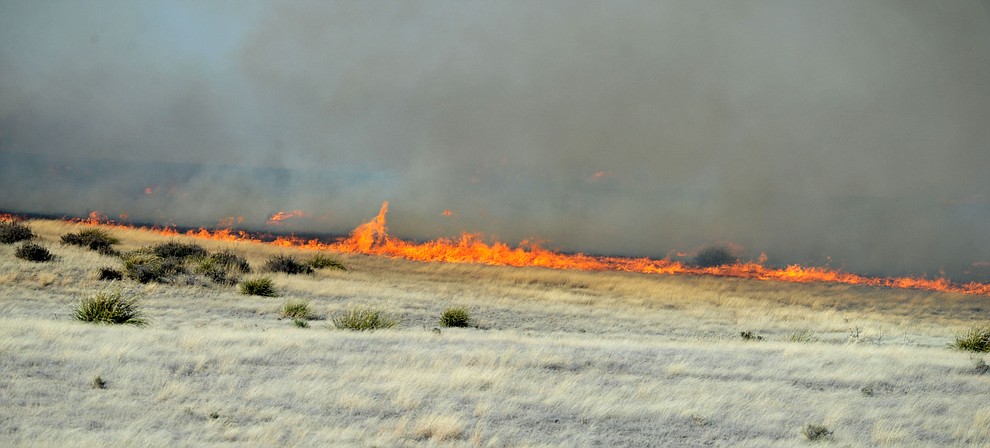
xmin=2 ymin=1 xmax=989 ymax=279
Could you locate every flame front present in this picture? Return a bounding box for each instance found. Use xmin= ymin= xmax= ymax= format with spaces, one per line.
xmin=59 ymin=201 xmax=990 ymax=297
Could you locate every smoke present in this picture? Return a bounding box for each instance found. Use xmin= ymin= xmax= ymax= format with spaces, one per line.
xmin=2 ymin=1 xmax=989 ymax=279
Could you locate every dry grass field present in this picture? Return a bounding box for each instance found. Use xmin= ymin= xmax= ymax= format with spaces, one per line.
xmin=2 ymin=219 xmax=989 ymax=447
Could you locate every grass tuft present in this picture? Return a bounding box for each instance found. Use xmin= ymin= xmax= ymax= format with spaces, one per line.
xmin=264 ymin=254 xmax=314 ymax=275
xmin=15 ymin=242 xmax=54 ymax=262
xmin=0 ymin=220 xmax=33 ymax=244
xmin=787 ymin=330 xmax=816 ymax=343
xmin=308 ymin=253 xmax=347 ymax=271
xmin=281 ymin=300 xmax=315 ymax=320
xmin=331 ymin=306 xmax=400 ymax=331
xmin=439 ymin=306 xmax=472 ymax=328
xmin=953 ymin=325 xmax=990 ymax=352
xmin=73 ymin=289 xmax=147 ymax=326
xmin=61 ymin=228 xmax=120 ymax=252
xmin=240 ymin=277 xmax=277 ymax=297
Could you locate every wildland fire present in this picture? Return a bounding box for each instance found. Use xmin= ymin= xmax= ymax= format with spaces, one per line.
xmin=20 ymin=200 xmax=989 ymax=297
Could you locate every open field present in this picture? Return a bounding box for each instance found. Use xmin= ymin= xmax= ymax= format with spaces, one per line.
xmin=2 ymin=219 xmax=990 ymax=447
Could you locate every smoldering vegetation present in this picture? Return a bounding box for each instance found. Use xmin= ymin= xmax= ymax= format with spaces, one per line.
xmin=1 ymin=1 xmax=989 ymax=280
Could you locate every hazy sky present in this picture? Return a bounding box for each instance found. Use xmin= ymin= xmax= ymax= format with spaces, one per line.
xmin=2 ymin=1 xmax=989 ymax=279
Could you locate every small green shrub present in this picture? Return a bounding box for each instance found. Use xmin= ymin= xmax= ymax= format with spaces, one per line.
xmin=264 ymin=254 xmax=313 ymax=275
xmin=801 ymin=423 xmax=833 ymax=442
xmin=331 ymin=306 xmax=399 ymax=331
xmin=91 ymin=375 xmax=107 ymax=389
xmin=439 ymin=306 xmax=471 ymax=328
xmin=281 ymin=300 xmax=315 ymax=320
xmin=0 ymin=220 xmax=33 ymax=244
xmin=953 ymin=325 xmax=990 ymax=352
xmin=195 ymin=250 xmax=251 ymax=285
xmin=150 ymin=241 xmax=207 ymax=261
xmin=694 ymin=246 xmax=736 ymax=268
xmin=293 ymin=318 xmax=309 ymax=328
xmin=308 ymin=253 xmax=347 ymax=271
xmin=740 ymin=330 xmax=763 ymax=341
xmin=73 ymin=289 xmax=147 ymax=326
xmin=240 ymin=277 xmax=277 ymax=297
xmin=97 ymin=267 xmax=124 ymax=281
xmin=61 ymin=228 xmax=120 ymax=252
xmin=206 ymin=249 xmax=251 ymax=273
xmin=15 ymin=242 xmax=53 ymax=262
xmin=122 ymin=252 xmax=171 ymax=283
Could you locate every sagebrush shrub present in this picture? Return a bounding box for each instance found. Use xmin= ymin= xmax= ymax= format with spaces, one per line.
xmin=240 ymin=277 xmax=277 ymax=297
xmin=61 ymin=228 xmax=119 ymax=252
xmin=331 ymin=306 xmax=399 ymax=331
xmin=0 ymin=220 xmax=33 ymax=244
xmin=801 ymin=423 xmax=832 ymax=442
xmin=73 ymin=289 xmax=147 ymax=326
xmin=15 ymin=242 xmax=53 ymax=262
xmin=122 ymin=252 xmax=170 ymax=283
xmin=265 ymin=254 xmax=313 ymax=275
xmin=954 ymin=325 xmax=990 ymax=352
xmin=206 ymin=249 xmax=250 ymax=273
xmin=195 ymin=250 xmax=251 ymax=285
xmin=97 ymin=267 xmax=124 ymax=281
xmin=439 ymin=306 xmax=471 ymax=328
xmin=308 ymin=253 xmax=347 ymax=271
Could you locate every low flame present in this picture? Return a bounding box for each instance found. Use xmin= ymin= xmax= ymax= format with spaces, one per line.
xmin=53 ymin=201 xmax=990 ymax=297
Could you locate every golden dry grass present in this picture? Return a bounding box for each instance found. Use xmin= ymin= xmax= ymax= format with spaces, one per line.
xmin=1 ymin=219 xmax=989 ymax=446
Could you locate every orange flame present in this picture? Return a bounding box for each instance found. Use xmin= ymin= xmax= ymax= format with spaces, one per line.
xmin=34 ymin=202 xmax=990 ymax=297
xmin=267 ymin=210 xmax=308 ymax=225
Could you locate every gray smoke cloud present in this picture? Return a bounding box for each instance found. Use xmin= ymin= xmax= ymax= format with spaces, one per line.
xmin=2 ymin=1 xmax=989 ymax=279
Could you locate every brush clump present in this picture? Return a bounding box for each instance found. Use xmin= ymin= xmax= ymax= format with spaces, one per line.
xmin=61 ymin=228 xmax=120 ymax=254
xmin=264 ymin=254 xmax=314 ymax=275
xmin=15 ymin=242 xmax=54 ymax=262
xmin=0 ymin=220 xmax=34 ymax=244
xmin=240 ymin=276 xmax=278 ymax=297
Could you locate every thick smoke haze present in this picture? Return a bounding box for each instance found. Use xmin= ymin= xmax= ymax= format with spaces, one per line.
xmin=2 ymin=1 xmax=989 ymax=279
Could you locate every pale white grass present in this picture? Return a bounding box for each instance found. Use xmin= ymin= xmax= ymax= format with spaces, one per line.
xmin=1 ymin=219 xmax=989 ymax=446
